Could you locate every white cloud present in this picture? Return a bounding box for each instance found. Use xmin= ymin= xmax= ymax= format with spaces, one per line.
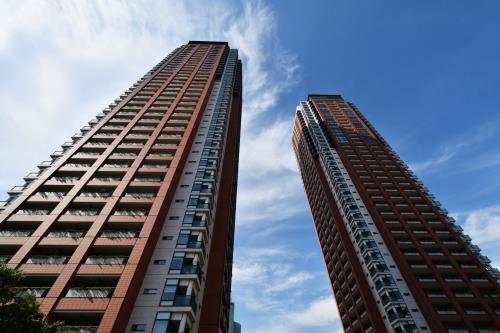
xmin=232 ymin=245 xmax=323 ymax=313
xmin=250 ymin=297 xmax=342 ymax=333
xmin=288 ymin=297 xmax=340 ymax=327
xmin=456 ymin=205 xmax=500 ymax=245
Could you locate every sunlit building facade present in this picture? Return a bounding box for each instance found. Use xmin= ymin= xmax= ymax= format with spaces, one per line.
xmin=0 ymin=41 xmax=242 ymax=333
xmin=293 ymin=94 xmax=500 ymax=332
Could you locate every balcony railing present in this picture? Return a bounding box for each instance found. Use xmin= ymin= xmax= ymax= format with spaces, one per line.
xmin=102 ymin=163 xmax=130 ymax=168
xmin=26 ymin=256 xmax=68 ymax=264
xmin=59 ymin=326 xmax=98 ymax=333
xmin=133 ymin=177 xmax=162 ymax=182
xmin=180 ymin=265 xmax=203 ymax=280
xmin=100 ymin=231 xmax=137 ymax=238
xmin=0 ymin=230 xmax=32 ymax=237
xmin=92 ymin=177 xmax=121 ymax=182
xmin=64 ymin=209 xmax=99 ymax=216
xmin=142 ymin=164 xmax=169 ymax=169
xmin=173 ymin=294 xmax=197 ymax=309
xmin=47 ymin=231 xmax=84 ymax=238
xmin=113 ymin=210 xmax=148 ymax=216
xmin=187 ymin=241 xmax=204 ymax=249
xmin=124 ymin=193 xmax=155 ymax=198
xmin=65 ymin=287 xmax=114 ymax=298
xmin=17 ymin=209 xmax=51 ymax=215
xmin=52 ymin=177 xmax=80 ymax=183
xmin=85 ymin=256 xmax=127 ymax=265
xmin=17 ymin=287 xmax=49 ymax=297
xmin=79 ymin=192 xmax=111 ymax=198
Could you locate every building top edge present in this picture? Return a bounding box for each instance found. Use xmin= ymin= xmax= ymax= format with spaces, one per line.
xmin=307 ymin=94 xmax=343 ymax=100
xmin=188 ymin=40 xmax=229 ymax=45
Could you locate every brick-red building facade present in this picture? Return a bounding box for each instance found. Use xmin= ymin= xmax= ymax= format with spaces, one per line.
xmin=0 ymin=41 xmax=241 ymax=333
xmin=293 ymin=94 xmax=500 ymax=333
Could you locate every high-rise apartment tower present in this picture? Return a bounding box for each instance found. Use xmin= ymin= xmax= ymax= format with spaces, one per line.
xmin=292 ymin=94 xmax=500 ymax=333
xmin=0 ymin=41 xmax=242 ymax=333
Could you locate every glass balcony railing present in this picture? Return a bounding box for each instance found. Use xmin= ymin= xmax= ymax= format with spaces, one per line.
xmin=133 ymin=177 xmax=162 ymax=182
xmin=85 ymin=256 xmax=127 ymax=265
xmin=65 ymin=287 xmax=114 ymax=298
xmin=100 ymin=231 xmax=137 ymax=238
xmin=124 ymin=193 xmax=155 ymax=199
xmin=91 ymin=177 xmax=121 ymax=182
xmin=26 ymin=256 xmax=68 ymax=264
xmin=142 ymin=164 xmax=169 ymax=169
xmin=17 ymin=209 xmax=51 ymax=215
xmin=46 ymin=231 xmax=84 ymax=238
xmin=0 ymin=230 xmax=32 ymax=237
xmin=187 ymin=241 xmax=204 ymax=249
xmin=59 ymin=326 xmax=98 ymax=333
xmin=52 ymin=177 xmax=80 ymax=183
xmin=180 ymin=265 xmax=202 ymax=280
xmin=172 ymin=294 xmax=197 ymax=309
xmin=102 ymin=164 xmax=130 ymax=168
xmin=64 ymin=209 xmax=98 ymax=216
xmin=78 ymin=192 xmax=111 ymax=198
xmin=16 ymin=287 xmax=49 ymax=297
xmin=36 ymin=191 xmax=66 ymax=198
xmin=38 ymin=161 xmax=53 ymax=169
xmin=8 ymin=185 xmax=25 ymax=193
xmin=113 ymin=210 xmax=148 ymax=216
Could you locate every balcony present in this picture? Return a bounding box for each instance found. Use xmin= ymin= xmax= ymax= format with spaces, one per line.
xmin=26 ymin=256 xmax=68 ymax=264
xmin=64 ymin=209 xmax=99 ymax=216
xmin=51 ymin=150 xmax=64 ymax=159
xmin=99 ymin=230 xmax=137 ymax=238
xmin=8 ymin=185 xmax=25 ymax=195
xmin=0 ymin=230 xmax=32 ymax=237
xmin=17 ymin=208 xmax=51 ymax=216
xmin=38 ymin=161 xmax=52 ymax=170
xmin=17 ymin=287 xmax=49 ymax=297
xmin=132 ymin=177 xmax=163 ymax=183
xmin=113 ymin=209 xmax=148 ymax=216
xmin=65 ymin=287 xmax=114 ymax=298
xmin=49 ymin=176 xmax=80 ymax=184
xmin=46 ymin=231 xmax=84 ymax=238
xmin=160 ymin=292 xmax=197 ymax=310
xmin=59 ymin=326 xmax=98 ymax=333
xmin=84 ymin=256 xmax=128 ymax=265
xmin=89 ymin=176 xmax=122 ymax=183
xmin=77 ymin=191 xmax=112 ymax=199
xmin=23 ymin=172 xmax=40 ymax=181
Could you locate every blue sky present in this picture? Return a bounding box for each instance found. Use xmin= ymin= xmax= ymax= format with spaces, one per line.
xmin=1 ymin=1 xmax=500 ymax=332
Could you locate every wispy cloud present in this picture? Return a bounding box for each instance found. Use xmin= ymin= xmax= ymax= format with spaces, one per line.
xmin=454 ymin=205 xmax=500 ymax=246
xmin=232 ymin=245 xmax=336 ymax=332
xmin=249 ymin=296 xmax=342 ymax=333
xmin=408 ymin=115 xmax=500 ymax=174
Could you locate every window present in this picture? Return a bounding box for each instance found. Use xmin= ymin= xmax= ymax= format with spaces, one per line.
xmin=154 ymin=260 xmax=167 ymax=265
xmin=144 ymin=288 xmax=157 ymax=294
xmin=152 ymin=312 xmax=171 ymax=333
xmin=162 ymin=236 xmax=174 ymax=241
xmin=131 ymin=324 xmax=146 ymax=332
xmin=169 ymin=216 xmax=179 ymax=220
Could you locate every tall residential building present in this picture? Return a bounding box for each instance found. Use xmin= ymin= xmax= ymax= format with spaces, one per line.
xmin=0 ymin=41 xmax=242 ymax=333
xmin=292 ymin=94 xmax=500 ymax=333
